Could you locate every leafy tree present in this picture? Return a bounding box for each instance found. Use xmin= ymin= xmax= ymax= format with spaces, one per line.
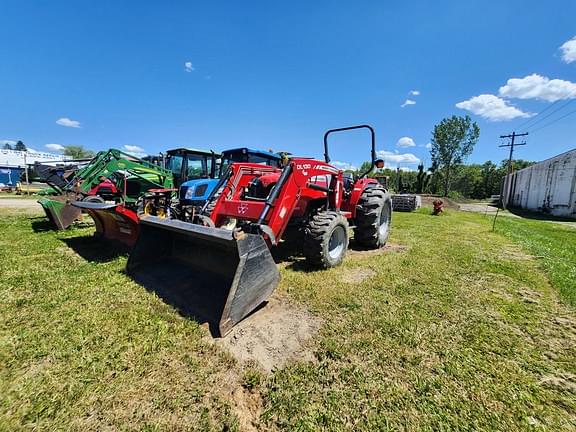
xmin=430 ymin=115 xmax=480 ymax=196
xmin=63 ymin=145 xmax=95 ymax=159
xmin=501 ymin=159 xmax=535 ymax=172
xmin=14 ymin=140 xmax=27 ymax=151
xmin=2 ymin=143 xmax=13 ymax=150
xmin=358 ymin=161 xmax=373 ymax=175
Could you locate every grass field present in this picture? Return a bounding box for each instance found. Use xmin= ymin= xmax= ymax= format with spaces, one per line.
xmin=1 ymin=207 xmax=575 ymax=431
xmin=494 ymin=215 xmax=576 ymax=306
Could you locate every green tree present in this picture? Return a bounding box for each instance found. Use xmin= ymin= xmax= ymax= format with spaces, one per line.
xmin=430 ymin=115 xmax=480 ymax=196
xmin=63 ymin=145 xmax=95 ymax=159
xmin=14 ymin=140 xmax=27 ymax=151
xmin=2 ymin=142 xmax=13 ymax=150
xmin=358 ymin=161 xmax=373 ymax=175
xmin=501 ymin=159 xmax=535 ymax=172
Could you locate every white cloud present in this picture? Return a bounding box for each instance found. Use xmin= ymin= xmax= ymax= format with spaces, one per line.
xmin=123 ymin=145 xmax=147 ymax=157
xmin=331 ymin=161 xmax=357 ymax=171
xmin=45 ymin=144 xmax=65 ymax=152
xmin=401 ymin=99 xmax=416 ymax=108
xmin=560 ymin=36 xmax=576 ymax=64
xmin=56 ymin=117 xmax=81 ymax=128
xmin=498 ymin=74 xmax=576 ymax=102
xmin=409 ymin=90 xmax=420 ymax=96
xmin=1 ymin=140 xmax=17 ymax=146
xmin=184 ymin=61 xmax=195 ymax=72
xmin=455 ymin=94 xmax=532 ymax=121
xmin=425 ymin=142 xmax=432 ymax=149
xmin=376 ymin=150 xmax=420 ymax=165
xmin=396 ymin=136 xmax=416 ymax=148
xmin=123 ymin=145 xmax=145 ymax=153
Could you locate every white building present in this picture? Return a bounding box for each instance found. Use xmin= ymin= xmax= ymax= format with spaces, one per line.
xmin=0 ymin=149 xmax=71 ymax=168
xmin=502 ymin=148 xmax=576 ymax=218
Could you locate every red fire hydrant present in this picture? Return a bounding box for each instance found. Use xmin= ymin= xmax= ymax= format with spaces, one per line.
xmin=432 ymin=199 xmax=443 ymax=215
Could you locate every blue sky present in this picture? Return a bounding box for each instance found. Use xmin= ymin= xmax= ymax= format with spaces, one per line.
xmin=1 ymin=1 xmax=575 ymax=170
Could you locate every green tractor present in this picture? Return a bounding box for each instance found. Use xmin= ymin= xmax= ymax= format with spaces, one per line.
xmin=38 ymin=149 xmax=173 ymax=230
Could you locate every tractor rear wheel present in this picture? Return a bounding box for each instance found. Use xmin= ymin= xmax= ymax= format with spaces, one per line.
xmin=304 ymin=211 xmax=349 ymax=269
xmin=354 ymin=187 xmax=391 ymax=248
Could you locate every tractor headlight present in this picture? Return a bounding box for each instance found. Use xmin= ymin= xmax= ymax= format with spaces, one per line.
xmin=184 ymin=185 xmax=196 ymax=200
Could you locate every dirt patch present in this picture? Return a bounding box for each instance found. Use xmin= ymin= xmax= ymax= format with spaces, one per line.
xmin=517 ymin=288 xmax=542 ymax=305
xmin=419 ymin=195 xmax=460 ymax=209
xmin=500 ymin=248 xmax=534 ymax=261
xmin=540 ymin=373 xmax=576 ymax=393
xmin=348 ymin=243 xmax=408 ymax=257
xmin=341 ymin=267 xmax=376 ymax=284
xmin=214 ymin=293 xmax=321 ymax=373
xmin=211 ymin=369 xmax=264 ymax=432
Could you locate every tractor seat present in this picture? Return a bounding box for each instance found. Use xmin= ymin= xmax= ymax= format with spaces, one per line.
xmin=342 ymin=172 xmax=354 ymax=193
xmin=97 ymin=186 xmax=117 ymax=200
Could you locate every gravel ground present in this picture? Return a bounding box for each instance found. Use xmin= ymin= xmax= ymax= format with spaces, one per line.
xmin=0 ymin=198 xmax=44 ymax=215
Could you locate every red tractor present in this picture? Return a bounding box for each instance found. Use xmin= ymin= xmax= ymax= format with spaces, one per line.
xmin=127 ymin=125 xmax=392 ymax=335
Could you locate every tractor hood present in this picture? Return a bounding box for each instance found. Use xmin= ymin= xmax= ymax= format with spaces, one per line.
xmin=180 ymin=178 xmax=218 ymax=202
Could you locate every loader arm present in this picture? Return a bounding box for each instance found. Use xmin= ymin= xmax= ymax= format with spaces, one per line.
xmin=72 ymin=149 xmax=173 ymax=195
xmin=209 ymin=158 xmax=344 ymax=245
xmin=39 ymin=148 xmax=174 ymax=231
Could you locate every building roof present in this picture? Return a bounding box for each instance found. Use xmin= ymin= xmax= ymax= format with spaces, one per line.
xmin=0 ymin=149 xmax=72 ymax=168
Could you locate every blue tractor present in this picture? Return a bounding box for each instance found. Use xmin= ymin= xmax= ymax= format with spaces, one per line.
xmin=178 ymin=147 xmax=283 ymax=219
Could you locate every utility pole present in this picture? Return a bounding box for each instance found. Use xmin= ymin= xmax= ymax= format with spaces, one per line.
xmin=499 ymin=131 xmax=528 ymax=208
xmin=23 ymin=152 xmax=30 ymax=195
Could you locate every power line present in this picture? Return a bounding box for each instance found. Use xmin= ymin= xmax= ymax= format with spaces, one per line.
xmin=529 ymin=106 xmax=576 ymax=134
xmin=516 ymin=99 xmax=561 ymax=130
xmin=524 ymin=99 xmax=575 ymax=132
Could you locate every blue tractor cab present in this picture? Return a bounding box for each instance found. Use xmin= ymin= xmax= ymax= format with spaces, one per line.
xmin=165 ymin=148 xmax=217 ymax=188
xmin=179 ymin=147 xmax=283 ymax=207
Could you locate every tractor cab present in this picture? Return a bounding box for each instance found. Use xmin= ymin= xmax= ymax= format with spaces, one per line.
xmin=179 ymin=148 xmax=282 ymax=208
xmin=165 ymin=148 xmax=216 ymax=189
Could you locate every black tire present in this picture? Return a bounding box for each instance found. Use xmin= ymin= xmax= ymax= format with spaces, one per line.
xmin=304 ymin=211 xmax=349 ymax=269
xmin=82 ymin=195 xmax=105 ymax=203
xmin=203 ymin=193 xmax=219 ymax=216
xmin=354 ymin=187 xmax=392 ymax=248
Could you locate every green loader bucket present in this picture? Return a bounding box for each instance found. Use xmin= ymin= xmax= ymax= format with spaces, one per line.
xmin=38 ymin=197 xmax=82 ymax=230
xmin=126 ymin=216 xmax=280 ymax=336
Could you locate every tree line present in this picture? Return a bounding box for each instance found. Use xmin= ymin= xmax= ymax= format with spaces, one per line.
xmin=356 ymin=115 xmax=535 ymax=199
xmin=370 ymin=159 xmax=534 ymax=199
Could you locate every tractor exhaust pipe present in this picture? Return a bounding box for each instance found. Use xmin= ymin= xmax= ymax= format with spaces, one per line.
xmin=126 ymin=216 xmax=280 ymax=336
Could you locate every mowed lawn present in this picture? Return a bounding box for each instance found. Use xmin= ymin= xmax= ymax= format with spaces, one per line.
xmin=0 ymin=207 xmax=575 ymax=431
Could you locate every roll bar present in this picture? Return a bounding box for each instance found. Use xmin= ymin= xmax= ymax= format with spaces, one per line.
xmin=323 ymin=124 xmax=376 ymax=178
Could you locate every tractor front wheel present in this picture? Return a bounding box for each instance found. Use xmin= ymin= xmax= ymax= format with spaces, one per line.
xmin=354 ymin=187 xmax=392 ymax=248
xmin=304 ymin=211 xmax=349 ymax=269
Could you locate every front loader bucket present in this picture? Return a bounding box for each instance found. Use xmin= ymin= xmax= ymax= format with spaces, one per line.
xmin=71 ymin=201 xmax=140 ymax=247
xmin=126 ymin=216 xmax=280 ymax=336
xmin=38 ymin=197 xmax=82 ymax=230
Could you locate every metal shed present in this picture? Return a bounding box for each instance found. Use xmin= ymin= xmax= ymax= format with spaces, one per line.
xmin=502 ymin=148 xmax=576 ymax=218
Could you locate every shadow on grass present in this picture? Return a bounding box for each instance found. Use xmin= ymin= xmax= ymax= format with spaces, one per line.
xmin=125 ymin=258 xmax=270 ymax=338
xmin=60 ymin=236 xmax=130 ymax=263
xmin=507 ymin=207 xmax=576 ymax=223
xmin=30 ymin=217 xmax=55 ymax=232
